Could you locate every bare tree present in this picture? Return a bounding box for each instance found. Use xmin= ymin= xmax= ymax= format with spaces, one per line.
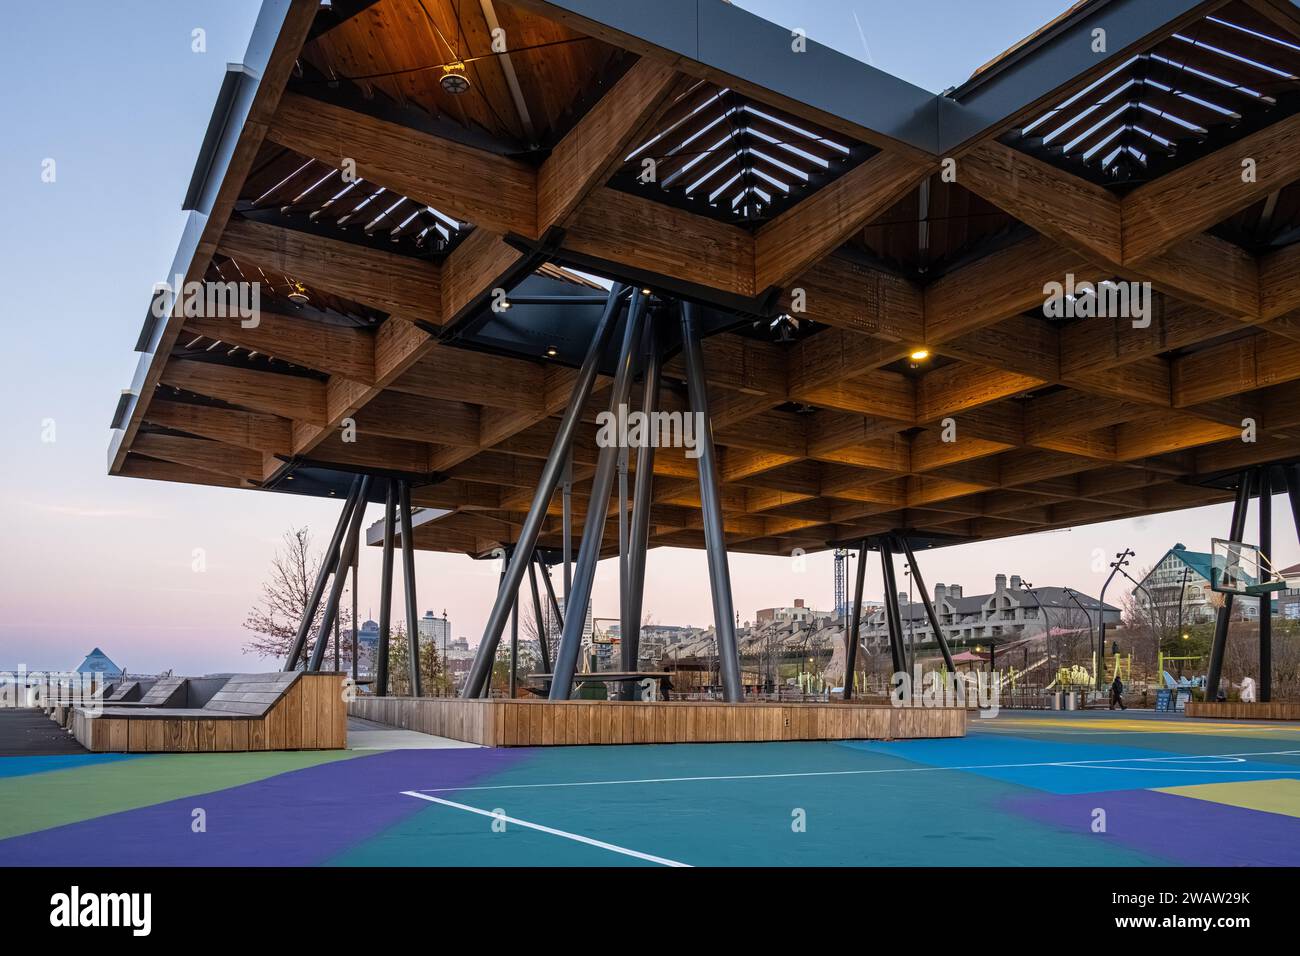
xmin=242 ymin=527 xmax=353 ymax=666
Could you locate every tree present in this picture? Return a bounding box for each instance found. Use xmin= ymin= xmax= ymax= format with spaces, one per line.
xmin=384 ymin=623 xmax=445 ymax=696
xmin=242 ymin=527 xmax=354 ymax=667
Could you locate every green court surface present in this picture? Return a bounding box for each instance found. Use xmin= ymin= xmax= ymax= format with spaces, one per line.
xmin=2 ymin=711 xmax=1298 ymax=866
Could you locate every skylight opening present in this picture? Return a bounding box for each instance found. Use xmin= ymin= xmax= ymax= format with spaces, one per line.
xmin=744 ymin=104 xmax=850 ymax=154
xmin=1207 ymin=14 xmax=1300 ymax=53
xmin=707 ymin=170 xmax=745 ymax=203
xmin=254 ymin=159 xmax=314 ymax=206
xmin=1148 ymin=52 xmax=1270 ymax=101
xmin=672 ymin=134 xmax=735 ymax=190
xmin=1135 ymin=100 xmax=1206 ymax=133
xmin=748 ymin=166 xmax=792 ymax=193
xmin=1080 ymin=122 xmax=1126 ymax=161
xmin=1172 ymin=32 xmax=1298 ymax=79
xmin=748 ymin=147 xmax=809 ymax=182
xmin=745 ymin=122 xmax=830 ymax=168
xmin=1064 ymin=103 xmax=1129 ymax=154
xmin=625 ymin=89 xmax=725 ymax=162
xmin=1022 ymin=57 xmax=1138 ymax=135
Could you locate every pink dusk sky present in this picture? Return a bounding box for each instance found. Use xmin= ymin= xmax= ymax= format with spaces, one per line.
xmin=2 ymin=1 xmax=1295 ymax=675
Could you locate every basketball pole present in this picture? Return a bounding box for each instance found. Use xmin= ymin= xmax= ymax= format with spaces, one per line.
xmin=1205 ymin=471 xmax=1252 ymax=702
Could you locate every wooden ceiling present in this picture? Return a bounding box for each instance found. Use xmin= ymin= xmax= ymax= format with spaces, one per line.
xmin=111 ymin=0 xmax=1300 ymax=560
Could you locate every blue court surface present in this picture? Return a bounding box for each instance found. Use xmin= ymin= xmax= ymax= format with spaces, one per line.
xmin=2 ymin=711 xmax=1298 ymax=866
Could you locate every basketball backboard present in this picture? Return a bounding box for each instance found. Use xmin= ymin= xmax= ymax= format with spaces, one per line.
xmin=1209 ymin=538 xmax=1289 ymax=596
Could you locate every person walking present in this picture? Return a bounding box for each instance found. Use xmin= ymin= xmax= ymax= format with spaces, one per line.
xmin=1109 ymin=674 xmax=1126 ymax=711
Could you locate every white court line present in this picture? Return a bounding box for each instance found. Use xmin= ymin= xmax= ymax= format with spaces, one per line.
xmin=408 ymin=749 xmax=1300 ymax=794
xmin=400 ymin=791 xmax=691 ymax=867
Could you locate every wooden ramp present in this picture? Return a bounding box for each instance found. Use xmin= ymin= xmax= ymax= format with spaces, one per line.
xmin=349 ymin=697 xmax=966 ymax=747
xmin=72 ymin=673 xmax=347 ymax=752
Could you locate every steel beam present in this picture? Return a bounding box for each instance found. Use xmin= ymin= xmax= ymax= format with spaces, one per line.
xmin=375 ymin=479 xmax=396 ymax=695
xmin=895 ymin=535 xmax=957 ymax=673
xmin=620 ymin=317 xmax=662 ymax=698
xmin=1259 ymin=466 xmax=1272 ymax=703
xmin=284 ymin=475 xmax=362 ymax=670
xmin=527 ymin=555 xmax=551 ymax=674
xmin=681 ymin=300 xmax=744 ymax=702
xmin=399 ymin=479 xmax=422 ymax=697
xmin=462 ymin=284 xmax=627 ymax=698
xmin=879 ymin=538 xmax=906 ymax=676
xmin=308 ymin=475 xmax=372 ymax=671
xmin=550 ymin=289 xmax=650 ymax=699
xmin=1206 ymin=471 xmax=1252 ymax=701
xmin=843 ymin=538 xmax=867 ymax=700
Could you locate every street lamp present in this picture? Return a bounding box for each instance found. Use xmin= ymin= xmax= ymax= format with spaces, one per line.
xmin=1097 ymin=549 xmax=1135 ymax=690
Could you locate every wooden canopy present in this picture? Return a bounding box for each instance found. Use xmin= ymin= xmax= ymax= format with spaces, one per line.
xmin=110 ymin=0 xmax=1300 ymax=559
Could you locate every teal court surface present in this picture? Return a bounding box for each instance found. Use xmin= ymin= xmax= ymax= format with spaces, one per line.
xmin=2 ymin=710 xmax=1298 ymax=866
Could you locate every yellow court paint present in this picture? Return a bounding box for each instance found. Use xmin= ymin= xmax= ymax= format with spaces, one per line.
xmin=1156 ymin=778 xmax=1300 ymax=819
xmin=987 ymin=717 xmax=1297 ymax=736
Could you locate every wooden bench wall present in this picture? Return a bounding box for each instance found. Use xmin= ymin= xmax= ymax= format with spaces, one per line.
xmin=1185 ymin=700 xmax=1300 ymax=720
xmin=349 ymin=697 xmax=967 ymax=746
xmin=73 ymin=673 xmax=347 ymax=752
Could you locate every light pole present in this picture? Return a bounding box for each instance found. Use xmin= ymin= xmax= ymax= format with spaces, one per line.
xmin=1019 ymin=580 xmax=1052 ymax=678
xmin=1063 ymin=587 xmax=1093 ymax=685
xmin=1097 ymin=549 xmax=1135 ymax=690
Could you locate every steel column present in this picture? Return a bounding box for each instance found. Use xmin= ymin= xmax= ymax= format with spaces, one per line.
xmin=549 ymin=290 xmax=650 ymax=699
xmin=843 ymin=538 xmax=867 ymax=700
xmin=527 ymin=556 xmax=551 ymax=674
xmin=620 ymin=319 xmax=661 ymax=698
xmin=879 ymin=539 xmax=906 ymax=676
xmin=509 ymin=585 xmax=519 ymax=700
xmin=896 ymin=535 xmax=957 ymax=673
xmin=1259 ymin=466 xmax=1272 ymax=702
xmin=350 ymin=525 xmax=359 ymax=684
xmin=284 ymin=476 xmax=362 ymax=670
xmin=308 ymin=475 xmax=372 ymax=671
xmin=398 ymin=480 xmax=422 ymax=697
xmin=375 ymin=480 xmax=396 ymax=696
xmin=1206 ymin=472 xmax=1252 ymax=701
xmin=562 ymin=455 xmax=573 ymax=602
xmin=680 ymin=301 xmax=743 ymax=703
xmin=461 ymin=284 xmax=627 ymax=698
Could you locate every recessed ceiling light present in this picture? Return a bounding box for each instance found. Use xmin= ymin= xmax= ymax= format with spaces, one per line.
xmin=909 ymin=348 xmax=930 ymax=361
xmin=545 ymin=346 xmax=558 ymax=357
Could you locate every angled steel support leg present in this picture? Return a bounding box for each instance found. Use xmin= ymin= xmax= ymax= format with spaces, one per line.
xmin=843 ymin=538 xmax=868 ymax=700
xmin=1206 ymin=471 xmax=1252 ymax=701
xmin=620 ymin=319 xmax=661 ymax=699
xmin=399 ymin=480 xmax=422 ymax=697
xmin=527 ymin=555 xmax=551 ymax=675
xmin=308 ymin=476 xmax=372 ymax=671
xmin=1259 ymin=466 xmax=1272 ymax=702
xmin=462 ymin=284 xmax=627 ymax=698
xmin=896 ymin=535 xmax=957 ymax=673
xmin=681 ymin=301 xmax=743 ymax=703
xmin=562 ymin=453 xmax=573 ymax=603
xmin=509 ymin=584 xmax=519 ymax=700
xmin=550 ymin=289 xmax=649 ymax=699
xmin=376 ymin=480 xmax=396 ymax=696
xmin=284 ymin=475 xmax=363 ymax=670
xmin=879 ymin=538 xmax=906 ymax=676
xmin=538 ymin=553 xmax=564 ymax=630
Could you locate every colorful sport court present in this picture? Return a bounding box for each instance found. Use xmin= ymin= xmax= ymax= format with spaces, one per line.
xmin=3 ymin=711 xmax=1298 ymax=866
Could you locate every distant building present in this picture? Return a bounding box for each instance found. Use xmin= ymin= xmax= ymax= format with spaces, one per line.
xmin=74 ymin=647 xmax=124 ymax=677
xmin=1134 ymin=543 xmax=1276 ymax=625
xmin=418 ymin=611 xmax=451 ymax=645
xmin=861 ymin=573 xmax=1120 ymax=648
xmin=1280 ymin=563 xmax=1300 ymax=621
xmin=756 ymin=599 xmax=817 ymax=626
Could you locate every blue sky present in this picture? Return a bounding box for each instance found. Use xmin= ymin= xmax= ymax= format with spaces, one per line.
xmin=1 ymin=1 xmax=1292 ymax=674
